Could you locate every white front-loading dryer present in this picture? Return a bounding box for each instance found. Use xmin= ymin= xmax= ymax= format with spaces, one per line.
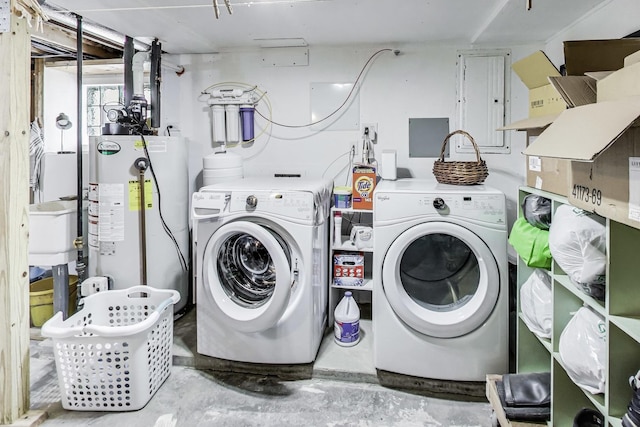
xmin=373 ymin=179 xmax=508 ymax=381
xmin=192 ymin=178 xmax=331 ymax=364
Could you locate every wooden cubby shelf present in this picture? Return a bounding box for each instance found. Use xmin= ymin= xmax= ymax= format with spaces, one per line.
xmin=516 ymin=186 xmax=640 ymax=426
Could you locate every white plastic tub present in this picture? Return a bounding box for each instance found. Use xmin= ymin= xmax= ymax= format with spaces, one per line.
xmin=29 ymin=200 xmax=77 ymax=257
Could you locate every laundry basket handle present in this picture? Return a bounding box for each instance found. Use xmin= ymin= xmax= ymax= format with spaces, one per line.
xmin=83 ymin=291 xmax=180 ymax=337
xmin=42 ymin=287 xmax=180 ymax=338
xmin=41 ymin=311 xmax=85 ymax=338
xmin=438 ymin=130 xmax=483 ymax=164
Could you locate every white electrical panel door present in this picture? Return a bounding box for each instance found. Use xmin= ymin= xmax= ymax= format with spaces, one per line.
xmin=456 ymin=50 xmax=510 ymax=154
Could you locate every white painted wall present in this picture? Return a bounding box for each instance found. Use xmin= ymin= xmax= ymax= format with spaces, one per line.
xmin=40 ymin=0 xmax=639 ymax=250
xmin=162 ymin=43 xmax=539 ymax=234
xmin=43 ymin=66 xmax=126 ymax=153
xmin=43 ymin=67 xmax=77 ymax=153
xmin=543 ymin=0 xmax=640 ymax=66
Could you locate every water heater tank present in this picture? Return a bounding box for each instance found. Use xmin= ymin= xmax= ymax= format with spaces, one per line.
xmin=88 ymin=135 xmax=189 ymax=313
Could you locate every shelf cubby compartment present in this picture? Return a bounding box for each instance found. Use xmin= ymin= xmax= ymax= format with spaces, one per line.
xmin=328 ymin=207 xmax=373 ymax=325
xmin=516 ymin=314 xmax=551 ymax=374
xmin=552 ymin=355 xmax=605 ymax=426
xmin=553 ymin=274 xmax=606 ymax=317
xmin=609 ymin=417 xmax=623 ymax=427
xmin=552 ymin=279 xmax=592 ymax=354
xmin=608 ymin=220 xmax=640 ymax=317
xmin=607 ymin=322 xmax=640 ymax=420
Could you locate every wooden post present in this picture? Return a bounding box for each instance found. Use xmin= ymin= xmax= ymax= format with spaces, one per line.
xmin=0 ymin=1 xmax=44 ymax=424
xmin=30 ymin=58 xmax=44 ymax=124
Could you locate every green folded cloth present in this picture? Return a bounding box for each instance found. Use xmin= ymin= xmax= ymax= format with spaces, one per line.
xmin=509 ymin=217 xmax=552 ymax=269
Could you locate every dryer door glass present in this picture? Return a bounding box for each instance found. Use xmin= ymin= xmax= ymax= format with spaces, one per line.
xmin=382 ymin=222 xmax=500 ymax=338
xmin=400 ymin=233 xmax=479 ymax=312
xmin=203 ymin=221 xmax=294 ymax=333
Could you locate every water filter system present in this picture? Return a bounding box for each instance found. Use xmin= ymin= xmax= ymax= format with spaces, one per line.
xmin=334 ymin=291 xmax=360 ymax=347
xmin=202 ymin=87 xmax=260 ymax=147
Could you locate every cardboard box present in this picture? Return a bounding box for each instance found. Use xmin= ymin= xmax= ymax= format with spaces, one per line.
xmin=525 ymin=155 xmax=570 ymax=198
xmin=333 ymin=252 xmax=364 ymax=287
xmin=500 ymin=120 xmax=570 ymax=197
xmin=597 ymin=61 xmax=640 ymax=102
xmin=352 ymin=164 xmax=376 ymax=210
xmin=512 ymin=51 xmax=565 ymax=118
xmin=564 ymin=39 xmax=640 ymax=76
xmin=547 ymin=75 xmax=597 ymax=108
xmin=524 ymin=96 xmax=640 ymax=230
xmin=502 ymin=50 xmax=601 ymax=197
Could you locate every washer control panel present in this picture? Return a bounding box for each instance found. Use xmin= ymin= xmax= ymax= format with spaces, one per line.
xmin=230 ymin=190 xmax=315 ymax=221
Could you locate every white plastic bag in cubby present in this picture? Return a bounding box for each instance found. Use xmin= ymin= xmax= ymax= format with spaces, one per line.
xmin=41 ymin=286 xmax=180 ymax=411
xmin=548 ymin=204 xmax=606 ymax=300
xmin=559 ymin=306 xmax=607 ymax=394
xmin=520 ymin=269 xmax=552 ymax=339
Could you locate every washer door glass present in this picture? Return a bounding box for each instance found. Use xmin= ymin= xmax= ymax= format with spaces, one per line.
xmin=203 ymin=221 xmax=293 ymax=333
xmin=382 ymin=222 xmax=499 ymax=338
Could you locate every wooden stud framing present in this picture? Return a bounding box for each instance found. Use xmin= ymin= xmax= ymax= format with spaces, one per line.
xmin=32 ymin=20 xmax=118 ymax=59
xmin=0 ymin=1 xmax=38 ymax=424
xmin=30 ymin=58 xmax=43 ymax=124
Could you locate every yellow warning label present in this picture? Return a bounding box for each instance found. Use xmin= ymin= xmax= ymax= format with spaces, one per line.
xmin=134 ymin=139 xmax=146 ymax=150
xmin=128 ymin=179 xmax=153 ymax=211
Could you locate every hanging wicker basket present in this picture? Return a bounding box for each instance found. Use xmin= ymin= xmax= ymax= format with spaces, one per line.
xmin=432 ymin=130 xmax=489 ymax=185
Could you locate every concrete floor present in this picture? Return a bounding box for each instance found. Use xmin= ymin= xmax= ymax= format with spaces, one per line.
xmin=28 ymin=306 xmax=494 ymax=426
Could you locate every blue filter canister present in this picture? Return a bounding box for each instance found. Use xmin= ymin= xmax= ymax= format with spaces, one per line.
xmin=240 ymin=105 xmax=255 ymax=142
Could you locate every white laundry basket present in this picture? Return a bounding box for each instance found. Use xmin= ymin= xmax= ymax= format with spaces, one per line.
xmin=41 ymin=286 xmax=180 ymax=411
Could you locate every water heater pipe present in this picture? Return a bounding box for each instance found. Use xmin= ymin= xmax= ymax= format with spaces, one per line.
xmin=134 ymin=157 xmax=150 ymax=286
xmin=124 ymin=36 xmax=134 ymax=108
xmin=132 ymin=51 xmax=150 ymax=97
xmin=75 ymin=13 xmax=86 ymax=281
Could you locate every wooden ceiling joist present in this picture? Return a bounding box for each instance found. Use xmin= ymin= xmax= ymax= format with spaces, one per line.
xmin=31 ymin=20 xmax=121 ymax=59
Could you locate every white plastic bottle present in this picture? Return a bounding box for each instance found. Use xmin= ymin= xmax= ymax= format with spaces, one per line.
xmin=333 ymin=211 xmax=343 ymax=247
xmin=334 ymin=291 xmax=360 ymax=347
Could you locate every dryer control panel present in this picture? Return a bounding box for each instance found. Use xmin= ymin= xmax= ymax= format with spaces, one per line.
xmin=375 ymin=192 xmax=506 ymax=225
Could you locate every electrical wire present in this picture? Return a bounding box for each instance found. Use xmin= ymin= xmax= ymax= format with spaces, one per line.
xmin=346 ymin=144 xmax=355 ymax=186
xmin=321 ymin=149 xmax=352 ymax=180
xmin=254 ymin=48 xmax=394 ymax=128
xmin=198 ymin=49 xmax=392 ymax=170
xmin=135 ymin=127 xmax=189 ymax=273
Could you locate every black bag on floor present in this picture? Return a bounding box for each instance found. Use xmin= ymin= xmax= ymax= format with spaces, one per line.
xmin=496 ymin=372 xmax=551 ymax=422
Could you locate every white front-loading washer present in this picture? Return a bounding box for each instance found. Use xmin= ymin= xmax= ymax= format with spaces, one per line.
xmin=191 ymin=178 xmax=331 ymax=364
xmin=373 ymin=179 xmax=508 ymax=381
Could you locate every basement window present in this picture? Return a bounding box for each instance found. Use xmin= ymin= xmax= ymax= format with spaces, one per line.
xmin=86 ymin=85 xmax=124 ymax=137
xmin=85 ymin=84 xmax=150 ymax=137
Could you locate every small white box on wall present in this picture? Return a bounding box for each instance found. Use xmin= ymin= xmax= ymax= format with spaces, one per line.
xmin=379 ymin=149 xmax=397 ymax=180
